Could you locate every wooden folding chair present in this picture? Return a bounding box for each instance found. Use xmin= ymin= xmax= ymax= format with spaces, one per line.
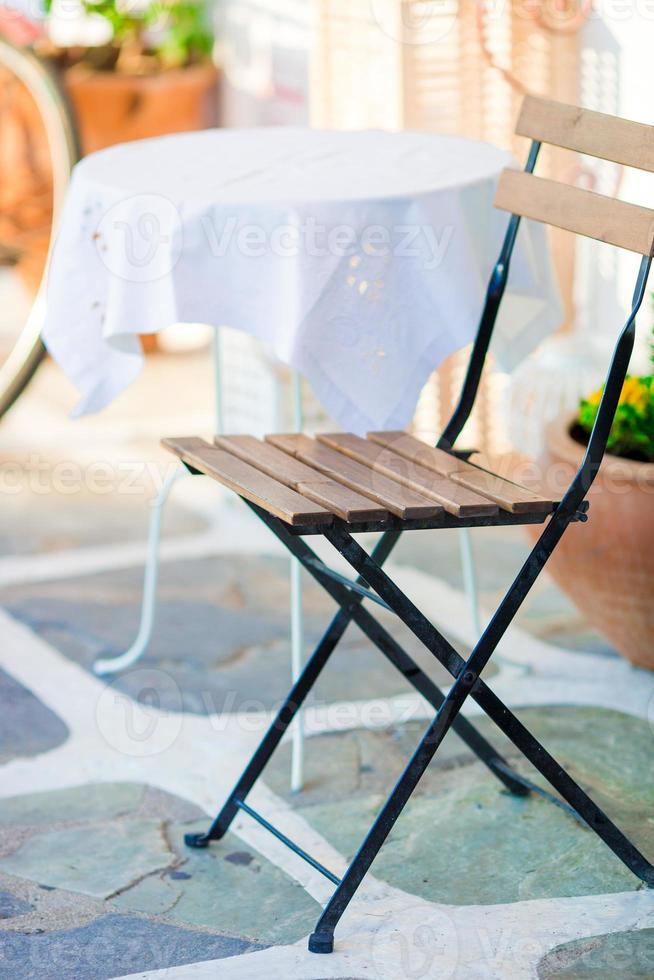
xmin=163 ymin=97 xmax=654 ymax=953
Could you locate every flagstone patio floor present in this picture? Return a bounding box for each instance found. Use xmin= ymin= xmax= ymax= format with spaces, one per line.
xmin=1 ymin=353 xmax=653 ymax=979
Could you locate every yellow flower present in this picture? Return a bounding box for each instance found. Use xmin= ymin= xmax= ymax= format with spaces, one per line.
xmin=586 ymin=385 xmax=604 ymax=407
xmin=619 ymin=376 xmax=650 ymax=413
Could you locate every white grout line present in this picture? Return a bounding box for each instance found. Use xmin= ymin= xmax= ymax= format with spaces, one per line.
xmin=0 ymin=514 xmax=283 ymax=588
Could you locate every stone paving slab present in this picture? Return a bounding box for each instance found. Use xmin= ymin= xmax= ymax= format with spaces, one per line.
xmin=0 ymin=869 xmax=104 ymax=936
xmin=112 ymin=822 xmax=322 ymax=945
xmin=0 ymin=670 xmax=68 ymax=766
xmin=0 ymin=784 xmax=147 ymax=829
xmin=0 ymin=913 xmax=264 ymax=980
xmin=538 ymin=928 xmax=654 ymax=978
xmin=0 ymin=891 xmax=32 ymax=919
xmin=394 ymin=527 xmax=621 ymax=659
xmin=0 ymin=475 xmax=207 ymax=558
xmin=0 ymin=819 xmax=173 ymax=900
xmin=0 ymin=782 xmax=321 ymax=948
xmin=271 ymin=707 xmax=654 ymax=906
xmin=393 ymin=526 xmax=528 ymax=593
xmin=0 ymin=785 xmax=204 ymax=935
xmin=265 ymin=721 xmax=482 ymax=806
xmin=1 ymin=554 xmax=482 ymax=715
xmin=0 ymin=711 xmax=650 ymax=953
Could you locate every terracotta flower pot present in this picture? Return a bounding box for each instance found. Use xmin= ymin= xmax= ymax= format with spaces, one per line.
xmin=533 ymin=415 xmax=654 ymax=668
xmin=63 ymin=62 xmax=219 ymax=155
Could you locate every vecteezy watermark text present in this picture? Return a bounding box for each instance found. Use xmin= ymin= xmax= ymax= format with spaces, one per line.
xmin=191 ymin=215 xmax=453 ymax=270
xmin=94 ymin=195 xmax=457 ymax=281
xmin=0 ymin=455 xmax=176 ymax=498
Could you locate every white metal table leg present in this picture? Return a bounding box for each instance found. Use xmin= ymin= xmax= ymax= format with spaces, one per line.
xmin=458 ymin=526 xmax=481 ymax=638
xmin=94 ymin=326 xmax=225 ymax=677
xmin=95 ymin=327 xmax=306 ymax=796
xmin=93 ymin=466 xmax=188 ymax=674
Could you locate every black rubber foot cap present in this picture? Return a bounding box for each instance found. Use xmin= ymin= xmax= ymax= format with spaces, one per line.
xmin=308 ymin=932 xmax=334 ymax=954
xmin=184 ymin=832 xmax=210 ymax=849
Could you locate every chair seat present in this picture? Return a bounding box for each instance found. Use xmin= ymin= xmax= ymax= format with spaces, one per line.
xmin=162 ymin=430 xmax=556 ymax=531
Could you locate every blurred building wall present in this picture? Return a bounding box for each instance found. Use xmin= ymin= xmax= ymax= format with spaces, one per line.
xmin=219 ymin=2 xmax=651 ymax=449
xmin=219 ymin=0 xmax=311 ymax=126
xmin=580 ymin=10 xmax=654 ymax=372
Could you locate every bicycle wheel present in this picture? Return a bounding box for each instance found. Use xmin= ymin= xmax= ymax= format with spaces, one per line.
xmin=0 ymin=35 xmax=78 ymax=418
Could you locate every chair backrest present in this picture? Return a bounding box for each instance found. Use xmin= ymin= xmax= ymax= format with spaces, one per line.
xmin=440 ymin=96 xmax=654 ymax=510
xmin=494 ymin=97 xmax=654 ymax=255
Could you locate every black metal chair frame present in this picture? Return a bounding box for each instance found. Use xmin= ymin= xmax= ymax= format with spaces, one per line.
xmin=182 ymin=134 xmax=654 ymax=954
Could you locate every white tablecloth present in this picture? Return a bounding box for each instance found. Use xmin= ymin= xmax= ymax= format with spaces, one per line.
xmin=43 ymin=127 xmax=562 ymax=433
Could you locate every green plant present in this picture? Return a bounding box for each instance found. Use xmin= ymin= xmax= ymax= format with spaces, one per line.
xmin=577 ymin=323 xmax=654 ymax=461
xmin=44 ymin=0 xmax=213 ymax=72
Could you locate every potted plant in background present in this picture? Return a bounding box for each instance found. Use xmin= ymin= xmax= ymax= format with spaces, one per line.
xmin=537 ymin=324 xmax=654 ymax=668
xmin=41 ymin=0 xmax=217 ymax=153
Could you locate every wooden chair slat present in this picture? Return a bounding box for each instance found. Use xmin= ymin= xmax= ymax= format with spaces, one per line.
xmin=448 ymin=469 xmax=551 ymax=515
xmin=318 ymin=432 xmax=498 ymax=517
xmin=215 ymin=434 xmax=323 ymax=485
xmin=367 ymin=431 xmax=554 ymax=514
xmin=162 ymin=437 xmax=333 ymax=526
xmin=367 ymin=431 xmax=476 ymax=477
xmin=265 ymin=433 xmax=443 ymax=520
xmin=296 ymin=480 xmax=388 ymax=523
xmin=215 ymin=434 xmax=389 ymax=522
xmin=517 ymin=96 xmax=654 ymax=172
xmin=494 ymin=170 xmax=654 ymax=256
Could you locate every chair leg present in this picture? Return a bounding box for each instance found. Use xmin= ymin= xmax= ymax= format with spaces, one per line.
xmin=289 ymin=556 xmax=305 ymax=793
xmin=310 ymin=535 xmax=653 ymax=948
xmin=325 ymin=523 xmax=654 ymax=889
xmin=185 ymin=606 xmax=343 ymax=848
xmin=275 ymin=532 xmax=529 ymax=798
xmin=345 ymin=600 xmax=530 ymax=797
xmin=309 ymin=666 xmax=479 ymax=953
xmin=185 ymin=531 xmax=402 ymax=849
xmin=93 ymin=466 xmax=188 ymax=675
xmin=187 ymin=535 xmax=530 ymax=857
xmin=289 ymin=368 xmax=305 ymax=793
xmin=187 ymin=507 xmax=653 ymax=952
xmin=477 ymin=690 xmax=654 ymax=886
xmin=251 ymin=508 xmax=529 ymax=797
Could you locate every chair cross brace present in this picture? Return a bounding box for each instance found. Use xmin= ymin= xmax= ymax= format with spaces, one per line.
xmin=303 ymin=556 xmax=393 ymax=611
xmin=185 ymin=497 xmax=654 ymax=954
xmin=234 ymin=799 xmax=341 ymax=886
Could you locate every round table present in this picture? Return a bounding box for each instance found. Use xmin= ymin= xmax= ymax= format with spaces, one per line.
xmin=43 ymin=127 xmax=562 ymax=433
